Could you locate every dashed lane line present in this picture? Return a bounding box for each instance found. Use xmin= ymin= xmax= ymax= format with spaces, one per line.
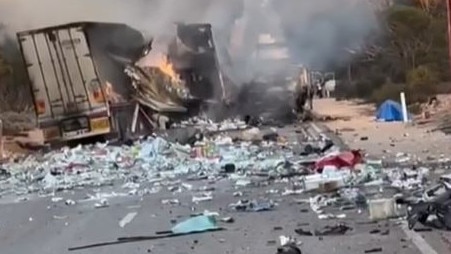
xmin=119 ymin=212 xmax=138 ymax=228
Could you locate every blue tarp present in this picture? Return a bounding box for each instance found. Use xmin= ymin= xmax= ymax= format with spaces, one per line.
xmin=171 ymin=215 xmax=218 ymax=234
xmin=376 ymin=99 xmax=410 ymax=122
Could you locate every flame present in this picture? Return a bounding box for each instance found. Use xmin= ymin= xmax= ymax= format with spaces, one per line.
xmin=137 ymin=51 xmax=180 ymax=82
xmin=157 ymin=58 xmax=179 ymax=81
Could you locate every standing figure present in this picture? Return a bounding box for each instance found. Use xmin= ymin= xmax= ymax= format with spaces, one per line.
xmin=307 ymin=84 xmax=315 ymax=110
xmin=295 ymin=84 xmax=309 ymax=114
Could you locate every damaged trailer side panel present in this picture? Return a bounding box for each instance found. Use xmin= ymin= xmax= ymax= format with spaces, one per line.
xmin=17 ymin=25 xmax=105 ymax=120
xmin=17 ymin=22 xmax=146 ymax=143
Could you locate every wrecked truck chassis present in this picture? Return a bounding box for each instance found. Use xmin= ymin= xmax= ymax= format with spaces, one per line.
xmin=406 ymin=201 xmax=451 ymax=230
xmin=404 ymin=186 xmax=451 ymax=230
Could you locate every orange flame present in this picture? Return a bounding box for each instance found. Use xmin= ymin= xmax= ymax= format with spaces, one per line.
xmin=158 ymin=58 xmax=179 ymax=81
xmin=137 ymin=50 xmax=181 ymax=82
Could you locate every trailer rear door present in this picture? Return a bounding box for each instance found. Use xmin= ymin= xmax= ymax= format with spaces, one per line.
xmin=17 ymin=25 xmax=108 ymax=124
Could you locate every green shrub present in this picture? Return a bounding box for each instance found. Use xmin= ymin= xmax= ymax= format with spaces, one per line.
xmin=406 ymin=65 xmax=439 ymax=87
xmin=369 ymin=82 xmax=405 ymax=106
xmin=405 ymin=65 xmax=438 ymax=104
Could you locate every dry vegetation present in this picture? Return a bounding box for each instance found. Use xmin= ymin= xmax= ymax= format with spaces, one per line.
xmin=336 ymin=0 xmax=450 ymax=107
xmin=0 ymin=45 xmax=35 ymax=134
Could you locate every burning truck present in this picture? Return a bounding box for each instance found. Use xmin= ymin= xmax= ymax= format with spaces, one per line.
xmin=16 ymin=21 xmax=225 ymax=144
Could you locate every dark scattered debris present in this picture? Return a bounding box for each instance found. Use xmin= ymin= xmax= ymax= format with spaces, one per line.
xmin=369 ymin=229 xmax=380 ymax=234
xmin=403 ymin=182 xmax=451 ymax=230
xmin=294 ymin=228 xmax=312 ymax=236
xmin=220 ymin=217 xmax=234 ymax=223
xmin=413 ymin=228 xmax=433 ymax=232
xmin=263 ymin=132 xmax=279 ymax=142
xmin=243 ymin=115 xmax=262 ymax=127
xmin=364 ymin=247 xmax=383 ymax=253
xmin=300 ymin=139 xmax=334 ymax=156
xmin=276 ymin=244 xmax=302 ymax=254
xmin=231 ymin=199 xmax=275 ymax=212
xmin=224 ymin=163 xmax=236 ymax=173
xmin=356 ymin=221 xmax=378 ymax=225
xmin=380 ymin=229 xmax=390 ymax=235
xmin=294 ymin=223 xmax=352 ymax=237
xmin=0 ymin=168 xmax=11 ymax=180
xmin=186 ymin=131 xmax=204 ymax=146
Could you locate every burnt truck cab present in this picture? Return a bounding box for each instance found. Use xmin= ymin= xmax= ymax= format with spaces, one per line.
xmin=168 ymin=23 xmax=225 ymax=118
xmin=123 ymin=23 xmax=227 ymax=123
xmin=16 ymin=22 xmax=145 ymax=143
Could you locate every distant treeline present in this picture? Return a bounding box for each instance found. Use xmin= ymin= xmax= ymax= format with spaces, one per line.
xmin=335 ymin=0 xmax=449 ymax=106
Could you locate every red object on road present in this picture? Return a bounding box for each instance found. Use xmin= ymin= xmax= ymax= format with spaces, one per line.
xmin=315 ymin=150 xmax=363 ymax=173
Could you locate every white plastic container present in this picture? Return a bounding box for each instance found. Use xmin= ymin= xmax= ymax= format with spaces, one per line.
xmin=368 ymin=198 xmax=398 ymax=220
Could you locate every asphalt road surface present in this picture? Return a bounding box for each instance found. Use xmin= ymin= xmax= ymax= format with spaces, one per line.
xmin=0 ymin=123 xmax=450 ymax=254
xmin=1 ymin=176 xmax=450 ymax=254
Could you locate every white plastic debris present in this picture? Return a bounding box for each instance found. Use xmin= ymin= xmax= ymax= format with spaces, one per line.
xmin=181 ymin=183 xmax=193 ymax=190
xmin=282 ymin=189 xmax=303 ymax=196
xmin=0 ymin=125 xmax=329 ymax=201
xmin=51 ymin=197 xmax=63 ymax=203
xmin=233 ymin=191 xmax=243 ymax=197
xmin=122 ymin=182 xmax=140 ymax=190
xmin=318 ymin=213 xmax=346 ymax=220
xmin=279 ymin=235 xmax=292 ymax=246
xmin=203 ymin=210 xmax=219 ymax=216
xmin=192 ymin=193 xmax=213 ymax=203
xmin=53 ymin=215 xmax=68 ymax=220
xmin=161 ymin=199 xmax=180 ymax=205
xmin=65 ymin=199 xmax=76 ymax=206
xmin=94 ymin=199 xmax=109 ymax=208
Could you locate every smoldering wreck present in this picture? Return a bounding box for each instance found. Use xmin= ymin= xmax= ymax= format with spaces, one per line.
xmin=17 ymin=21 xmax=234 ymax=144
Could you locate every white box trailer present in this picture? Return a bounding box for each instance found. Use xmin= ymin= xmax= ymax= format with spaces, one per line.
xmin=17 ymin=22 xmax=145 ymax=143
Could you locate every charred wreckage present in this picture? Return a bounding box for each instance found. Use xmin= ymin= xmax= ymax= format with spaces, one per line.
xmin=17 ymin=21 xmax=235 ymax=144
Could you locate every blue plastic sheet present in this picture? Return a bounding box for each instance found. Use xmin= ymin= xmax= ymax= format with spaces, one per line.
xmin=171 ymin=215 xmax=218 ymax=234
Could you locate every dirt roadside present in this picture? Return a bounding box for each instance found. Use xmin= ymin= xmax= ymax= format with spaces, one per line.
xmin=313 ymin=98 xmax=451 ymax=163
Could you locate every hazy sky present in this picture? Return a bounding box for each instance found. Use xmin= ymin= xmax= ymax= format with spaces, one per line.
xmin=0 ymin=0 xmax=378 ymax=81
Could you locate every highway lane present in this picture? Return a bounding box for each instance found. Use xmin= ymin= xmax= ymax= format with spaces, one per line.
xmin=0 ymin=123 xmax=448 ymax=254
xmin=0 ymin=179 xmax=427 ymax=254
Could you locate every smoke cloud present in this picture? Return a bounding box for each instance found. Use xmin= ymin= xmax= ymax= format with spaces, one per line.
xmin=0 ymin=0 xmax=379 ymax=85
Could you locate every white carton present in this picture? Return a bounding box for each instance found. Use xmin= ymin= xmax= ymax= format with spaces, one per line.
xmin=368 ymin=198 xmax=399 ymax=220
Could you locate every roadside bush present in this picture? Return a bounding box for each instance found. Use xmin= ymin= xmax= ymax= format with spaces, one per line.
xmin=406 ymin=65 xmax=439 ymax=88
xmin=0 ymin=42 xmax=32 ymax=113
xmin=369 ymin=82 xmax=405 ymax=106
xmin=405 ymin=65 xmax=438 ymax=104
xmin=367 ymin=66 xmax=440 ymax=108
xmin=354 ymin=80 xmax=375 ymax=98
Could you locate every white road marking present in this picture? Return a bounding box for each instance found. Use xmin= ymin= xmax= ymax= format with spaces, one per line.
xmin=310 ymin=122 xmax=322 ymax=134
xmin=119 ymin=212 xmax=137 ymax=228
xmin=400 ymin=223 xmax=438 ymax=254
